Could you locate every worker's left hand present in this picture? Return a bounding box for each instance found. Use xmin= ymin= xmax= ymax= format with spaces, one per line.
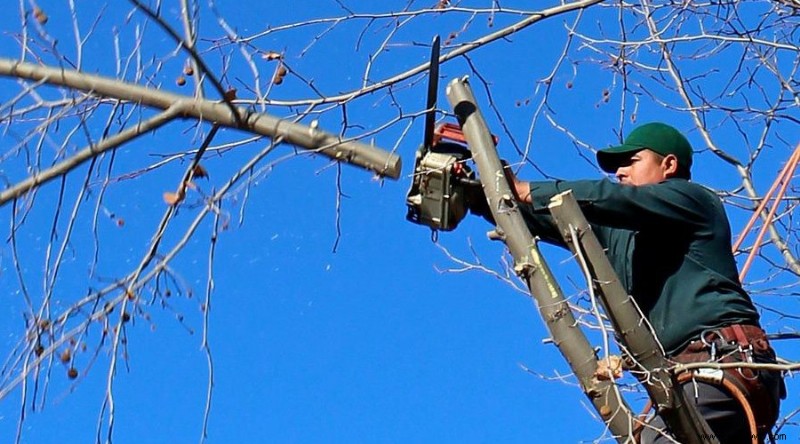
xmin=594 ymin=356 xmax=624 ymax=381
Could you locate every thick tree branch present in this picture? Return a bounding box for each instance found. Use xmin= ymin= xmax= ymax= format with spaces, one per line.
xmin=446 ymin=76 xmax=636 ymax=442
xmin=0 ymin=58 xmax=402 ymax=179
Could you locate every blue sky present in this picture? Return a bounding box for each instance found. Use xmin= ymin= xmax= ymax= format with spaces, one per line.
xmin=0 ymin=1 xmax=798 ymax=443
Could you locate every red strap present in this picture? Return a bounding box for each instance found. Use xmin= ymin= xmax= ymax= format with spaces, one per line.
xmin=729 ymin=324 xmax=751 ymax=348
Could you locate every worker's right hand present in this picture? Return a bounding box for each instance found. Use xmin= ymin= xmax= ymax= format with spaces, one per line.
xmin=502 ymin=161 xmax=532 ymax=203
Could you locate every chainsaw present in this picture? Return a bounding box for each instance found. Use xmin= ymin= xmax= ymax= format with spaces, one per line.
xmin=405 ymin=36 xmax=497 ymax=232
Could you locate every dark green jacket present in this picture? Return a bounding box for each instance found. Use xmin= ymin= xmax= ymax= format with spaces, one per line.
xmin=521 ymin=177 xmax=759 ymax=355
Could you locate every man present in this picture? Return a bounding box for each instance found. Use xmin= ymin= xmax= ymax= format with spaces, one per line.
xmin=484 ymin=122 xmax=784 ymax=443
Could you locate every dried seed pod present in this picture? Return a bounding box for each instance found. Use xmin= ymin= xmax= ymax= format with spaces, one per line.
xmin=60 ymin=349 xmax=71 ymax=363
xmin=262 ymin=51 xmax=282 ymax=61
xmin=121 ymin=312 xmax=131 ymax=323
xmin=223 ymin=88 xmax=237 ymax=101
xmin=276 ymin=65 xmax=287 ymax=77
xmin=67 ymin=367 xmax=78 ymax=379
xmin=163 ymin=191 xmax=182 ymax=205
xmin=176 ymin=76 xmax=187 ymax=86
xmin=192 ymin=164 xmax=208 ymax=179
xmin=33 ymin=7 xmax=48 ymax=25
xmin=34 ymin=345 xmax=45 ymax=357
xmin=183 ymin=64 xmax=194 ymax=76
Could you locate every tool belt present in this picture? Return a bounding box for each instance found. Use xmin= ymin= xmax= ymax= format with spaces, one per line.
xmin=671 ymin=324 xmax=784 ymax=436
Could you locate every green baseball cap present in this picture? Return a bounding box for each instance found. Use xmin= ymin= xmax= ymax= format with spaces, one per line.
xmin=597 ymin=122 xmax=693 ymax=173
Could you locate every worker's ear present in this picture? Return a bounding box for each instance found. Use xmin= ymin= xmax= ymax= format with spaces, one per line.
xmin=662 ymin=154 xmax=680 ymax=177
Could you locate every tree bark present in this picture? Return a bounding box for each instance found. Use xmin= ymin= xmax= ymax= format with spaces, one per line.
xmin=446 ymin=76 xmax=636 ymax=442
xmin=548 ymin=190 xmax=718 ymax=444
xmin=0 ymin=58 xmax=401 ymax=180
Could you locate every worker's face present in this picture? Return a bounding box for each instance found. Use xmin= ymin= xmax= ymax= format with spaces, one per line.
xmin=614 ymin=149 xmax=677 ymax=186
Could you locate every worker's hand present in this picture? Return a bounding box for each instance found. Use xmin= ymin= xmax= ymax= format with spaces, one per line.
xmin=594 ymin=356 xmax=624 ymax=381
xmin=465 ymin=181 xmax=495 ymax=224
xmin=502 ymin=161 xmax=531 ymax=203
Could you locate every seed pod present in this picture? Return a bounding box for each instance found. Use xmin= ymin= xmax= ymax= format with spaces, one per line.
xmin=121 ymin=312 xmax=131 ymax=323
xmin=176 ymin=76 xmax=187 ymax=86
xmin=277 ymin=65 xmax=287 ymax=77
xmin=33 ymin=7 xmax=48 ymax=25
xmin=192 ymin=164 xmax=208 ymax=179
xmin=184 ymin=64 xmax=194 ymax=76
xmin=60 ymin=349 xmax=71 ymax=363
xmin=67 ymin=367 xmax=78 ymax=379
xmin=163 ymin=191 xmax=182 ymax=205
xmin=262 ymin=51 xmax=282 ymax=61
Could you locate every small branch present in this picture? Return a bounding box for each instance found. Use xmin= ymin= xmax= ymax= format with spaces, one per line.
xmin=0 ymin=105 xmax=182 ymax=206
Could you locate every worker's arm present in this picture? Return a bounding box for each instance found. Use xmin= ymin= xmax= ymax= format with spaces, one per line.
xmin=519 ymin=178 xmax=711 ymax=232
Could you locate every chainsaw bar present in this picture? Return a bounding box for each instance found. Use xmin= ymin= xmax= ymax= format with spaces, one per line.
xmin=423 ymin=35 xmax=440 ymax=151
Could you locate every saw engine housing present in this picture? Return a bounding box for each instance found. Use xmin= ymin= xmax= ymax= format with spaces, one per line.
xmin=406 ymin=140 xmax=474 ymax=231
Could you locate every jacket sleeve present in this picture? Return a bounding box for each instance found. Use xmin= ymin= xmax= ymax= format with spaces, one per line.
xmin=527 ymin=178 xmax=712 ymax=232
xmin=517 ymin=203 xmax=568 ymax=248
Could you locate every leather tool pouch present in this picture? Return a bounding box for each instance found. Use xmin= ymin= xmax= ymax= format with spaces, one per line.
xmin=672 ymin=324 xmax=786 ymax=435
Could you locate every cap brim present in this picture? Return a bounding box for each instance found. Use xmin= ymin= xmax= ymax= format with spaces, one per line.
xmin=596 ymin=144 xmax=645 ymax=173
